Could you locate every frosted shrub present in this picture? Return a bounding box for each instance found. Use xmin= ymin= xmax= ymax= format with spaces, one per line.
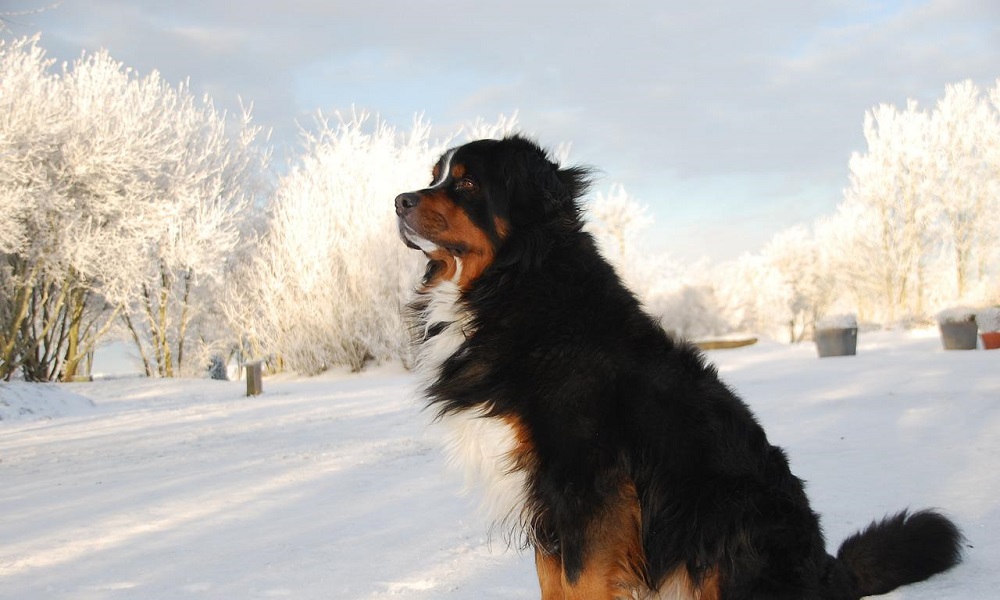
xmin=651 ymin=285 xmax=730 ymax=340
xmin=713 ymin=254 xmax=795 ymax=341
xmin=230 ymin=113 xmax=438 ymax=373
xmin=225 ymin=112 xmax=525 ymax=374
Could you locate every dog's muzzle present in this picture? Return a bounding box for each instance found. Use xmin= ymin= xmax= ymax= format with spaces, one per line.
xmin=395 ymin=192 xmax=429 ymax=251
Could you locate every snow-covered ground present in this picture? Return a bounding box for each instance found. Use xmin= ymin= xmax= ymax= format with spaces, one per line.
xmin=1 ymin=329 xmax=997 ymax=599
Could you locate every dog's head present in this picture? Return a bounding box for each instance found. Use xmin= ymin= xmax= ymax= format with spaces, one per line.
xmin=395 ymin=135 xmax=590 ymax=289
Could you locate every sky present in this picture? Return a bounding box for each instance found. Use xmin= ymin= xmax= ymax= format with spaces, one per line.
xmin=3 ymin=0 xmax=1000 ymax=262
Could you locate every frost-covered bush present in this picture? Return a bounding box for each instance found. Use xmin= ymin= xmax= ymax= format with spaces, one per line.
xmin=227 ymin=112 xmax=435 ymax=373
xmin=227 ymin=113 xmax=520 ymax=374
xmin=713 ymin=254 xmax=794 ymax=341
xmin=650 ymin=285 xmax=730 ymax=341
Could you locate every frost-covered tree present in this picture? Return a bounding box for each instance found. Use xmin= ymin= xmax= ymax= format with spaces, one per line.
xmin=829 ymin=81 xmax=1000 ymax=322
xmin=713 ymin=79 xmax=1000 ymax=336
xmin=0 ymin=36 xmax=268 ymax=380
xmin=836 ymin=100 xmax=937 ymax=323
xmin=111 ymin=92 xmax=269 ymax=378
xmin=0 ymin=36 xmax=117 ymax=381
xmin=0 ymin=36 xmax=64 ymax=379
xmin=930 ymin=81 xmax=1000 ymax=299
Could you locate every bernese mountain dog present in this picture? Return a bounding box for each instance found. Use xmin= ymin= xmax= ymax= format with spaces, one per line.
xmin=394 ymin=135 xmax=962 ymax=599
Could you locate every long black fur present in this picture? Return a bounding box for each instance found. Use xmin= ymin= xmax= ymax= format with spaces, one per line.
xmin=837 ymin=510 xmax=965 ymax=597
xmin=405 ymin=135 xmax=963 ymax=598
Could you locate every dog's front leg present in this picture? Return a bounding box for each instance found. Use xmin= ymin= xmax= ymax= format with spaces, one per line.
xmin=532 ymin=486 xmax=646 ymax=600
xmin=535 ymin=546 xmax=565 ymax=599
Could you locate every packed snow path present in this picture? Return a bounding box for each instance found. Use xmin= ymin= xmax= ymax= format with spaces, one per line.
xmin=1 ymin=330 xmax=997 ymax=598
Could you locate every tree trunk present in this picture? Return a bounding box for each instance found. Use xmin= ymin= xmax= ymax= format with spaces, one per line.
xmin=176 ymin=268 xmax=193 ymax=374
xmin=61 ymin=287 xmax=87 ymax=381
xmin=159 ymin=267 xmax=173 ymax=377
xmin=141 ymin=283 xmax=166 ymax=377
xmin=0 ymin=275 xmax=34 ymax=381
xmin=123 ymin=311 xmax=154 ymax=377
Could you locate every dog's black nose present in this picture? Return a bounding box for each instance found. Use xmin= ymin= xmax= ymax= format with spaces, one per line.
xmin=395 ymin=193 xmax=420 ymax=215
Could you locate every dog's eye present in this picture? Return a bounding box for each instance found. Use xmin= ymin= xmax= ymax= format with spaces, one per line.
xmin=455 ymin=178 xmax=477 ymax=192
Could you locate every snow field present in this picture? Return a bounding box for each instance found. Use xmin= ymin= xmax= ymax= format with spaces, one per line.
xmin=1 ymin=330 xmax=997 ymax=598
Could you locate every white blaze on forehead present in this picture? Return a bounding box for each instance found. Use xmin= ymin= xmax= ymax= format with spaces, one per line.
xmin=430 ymin=149 xmax=456 ymax=188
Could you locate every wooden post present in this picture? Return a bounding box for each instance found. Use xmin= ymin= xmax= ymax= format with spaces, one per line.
xmin=246 ymin=361 xmax=263 ymax=396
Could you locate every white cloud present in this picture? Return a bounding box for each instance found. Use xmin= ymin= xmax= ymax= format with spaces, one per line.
xmin=5 ymin=0 xmax=999 ymax=260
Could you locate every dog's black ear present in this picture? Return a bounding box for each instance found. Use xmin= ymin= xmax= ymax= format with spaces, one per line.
xmin=500 ymin=134 xmax=592 ymax=220
xmin=555 ymin=165 xmax=593 ymax=209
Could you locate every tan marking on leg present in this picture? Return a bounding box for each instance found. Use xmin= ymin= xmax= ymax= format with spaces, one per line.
xmin=536 ymin=547 xmax=564 ymax=600
xmin=544 ymin=483 xmax=647 ymax=600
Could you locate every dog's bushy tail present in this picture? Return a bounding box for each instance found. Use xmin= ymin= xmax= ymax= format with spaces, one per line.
xmin=836 ymin=509 xmax=963 ymax=597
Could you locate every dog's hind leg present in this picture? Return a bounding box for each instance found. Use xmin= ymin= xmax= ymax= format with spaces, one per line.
xmin=533 ymin=485 xmax=649 ymax=599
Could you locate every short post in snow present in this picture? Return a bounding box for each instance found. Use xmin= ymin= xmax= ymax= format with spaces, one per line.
xmin=246 ymin=361 xmax=263 ymax=396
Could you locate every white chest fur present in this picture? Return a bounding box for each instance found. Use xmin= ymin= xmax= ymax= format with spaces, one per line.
xmin=413 ymin=267 xmax=530 ymax=535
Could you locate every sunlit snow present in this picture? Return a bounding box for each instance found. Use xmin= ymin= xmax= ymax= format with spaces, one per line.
xmin=1 ymin=330 xmax=997 ymax=598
